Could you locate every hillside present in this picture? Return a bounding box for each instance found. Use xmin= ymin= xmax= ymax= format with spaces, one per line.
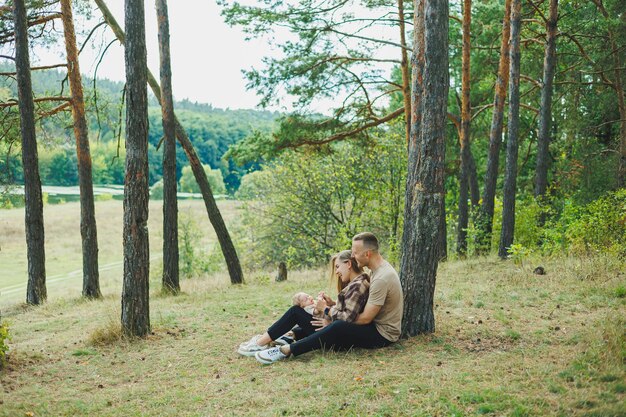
xmin=0 ymin=65 xmax=278 ymax=191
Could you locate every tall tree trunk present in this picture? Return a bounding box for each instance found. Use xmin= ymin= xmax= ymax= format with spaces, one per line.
xmin=456 ymin=0 xmax=472 ymax=256
xmin=156 ymin=0 xmax=179 ymax=294
xmin=477 ymin=0 xmax=512 ymax=253
xmin=439 ymin=196 xmax=447 ymax=261
xmin=400 ymin=0 xmax=448 ymax=337
xmin=397 ymin=0 xmax=412 ymax=144
xmin=95 ymin=0 xmax=244 ymax=285
xmin=534 ymin=0 xmax=558 ymax=199
xmin=498 ymin=0 xmax=522 ymax=259
xmin=14 ymin=0 xmax=46 ymax=305
xmin=468 ymin=151 xmax=480 ymax=206
xmin=60 ymin=0 xmax=101 ymax=299
xmin=121 ymin=0 xmax=150 ymax=337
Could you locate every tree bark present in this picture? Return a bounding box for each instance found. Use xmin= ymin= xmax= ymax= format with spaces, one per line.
xmin=60 ymin=0 xmax=101 ymax=299
xmin=121 ymin=0 xmax=150 ymax=337
xmin=275 ymin=262 xmax=287 ymax=282
xmin=400 ymin=0 xmax=448 ymax=337
xmin=438 ymin=196 xmax=447 ymax=261
xmin=156 ymin=0 xmax=179 ymax=294
xmin=534 ymin=0 xmax=558 ymax=199
xmin=456 ymin=0 xmax=472 ymax=256
xmin=498 ymin=0 xmax=522 ymax=259
xmin=397 ymin=0 xmax=412 ymax=144
xmin=477 ymin=0 xmax=512 ymax=253
xmin=95 ymin=0 xmax=244 ymax=285
xmin=14 ymin=0 xmax=46 ymax=305
xmin=468 ymin=151 xmax=479 ymax=206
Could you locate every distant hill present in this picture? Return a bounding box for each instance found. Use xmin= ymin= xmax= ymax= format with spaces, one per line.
xmin=0 ymin=64 xmax=278 ymax=191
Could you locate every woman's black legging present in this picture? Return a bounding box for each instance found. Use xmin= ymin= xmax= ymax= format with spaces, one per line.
xmin=266 ymin=306 xmax=318 ymax=341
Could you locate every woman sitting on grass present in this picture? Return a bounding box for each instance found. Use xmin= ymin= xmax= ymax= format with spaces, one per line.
xmin=237 ymin=250 xmax=370 ymax=356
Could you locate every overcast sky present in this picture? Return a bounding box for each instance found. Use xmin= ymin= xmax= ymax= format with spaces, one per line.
xmin=35 ymin=0 xmax=279 ymax=111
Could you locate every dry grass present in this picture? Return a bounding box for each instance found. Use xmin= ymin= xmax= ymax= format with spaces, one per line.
xmin=0 ymin=199 xmax=242 ymax=308
xmin=0 ymin=253 xmax=624 ymax=416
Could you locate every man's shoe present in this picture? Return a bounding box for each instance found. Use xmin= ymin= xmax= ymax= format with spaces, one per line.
xmin=255 ymin=347 xmax=288 ymax=364
xmin=273 ymin=334 xmax=294 ymax=346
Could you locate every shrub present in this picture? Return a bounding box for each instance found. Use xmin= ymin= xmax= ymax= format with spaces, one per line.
xmin=150 ymin=179 xmax=164 ymax=200
xmin=0 ymin=319 xmax=9 ymax=369
xmin=564 ymin=189 xmax=626 ymax=257
xmin=179 ymin=164 xmax=227 ymax=196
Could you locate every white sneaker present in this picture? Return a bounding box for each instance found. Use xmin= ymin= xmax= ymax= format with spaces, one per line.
xmin=237 ymin=338 xmax=269 ymax=357
xmin=255 ymin=347 xmax=288 ymax=364
xmin=239 ymin=334 xmax=262 ymax=348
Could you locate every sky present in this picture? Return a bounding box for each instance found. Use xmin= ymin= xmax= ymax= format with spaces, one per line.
xmin=34 ymin=0 xmax=280 ymax=111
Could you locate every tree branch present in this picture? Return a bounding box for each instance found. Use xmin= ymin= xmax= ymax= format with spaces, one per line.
xmin=278 ymin=107 xmax=405 ymax=150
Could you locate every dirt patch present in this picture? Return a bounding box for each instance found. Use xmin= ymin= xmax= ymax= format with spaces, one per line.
xmin=460 ymin=335 xmax=520 ymax=353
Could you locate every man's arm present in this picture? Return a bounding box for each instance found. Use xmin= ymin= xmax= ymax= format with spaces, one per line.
xmin=354 ymin=303 xmax=382 ymax=325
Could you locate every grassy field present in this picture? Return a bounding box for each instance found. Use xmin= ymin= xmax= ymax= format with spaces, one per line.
xmin=0 ymin=242 xmax=624 ymax=416
xmin=0 ymin=199 xmax=239 ymax=308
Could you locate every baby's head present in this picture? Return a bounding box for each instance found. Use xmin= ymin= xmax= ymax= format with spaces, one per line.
xmin=292 ymin=292 xmax=314 ymax=308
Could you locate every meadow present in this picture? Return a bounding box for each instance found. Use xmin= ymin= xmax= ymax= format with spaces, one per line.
xmin=0 ymin=200 xmax=625 ymax=416
xmin=0 ymin=198 xmax=234 ymax=308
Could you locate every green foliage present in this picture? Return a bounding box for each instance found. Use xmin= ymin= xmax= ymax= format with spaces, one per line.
xmin=0 ymin=66 xmax=276 ymax=192
xmin=178 ymin=214 xmax=225 ymax=277
xmin=150 ymin=179 xmax=164 ymax=200
xmin=506 ymin=244 xmax=534 ymax=268
xmin=179 ymin=165 xmax=227 ymax=196
xmin=179 ymin=214 xmax=202 ymax=278
xmin=0 ymin=319 xmax=9 ymax=369
xmin=562 ymin=189 xmax=626 ymax=257
xmin=235 ymin=170 xmax=269 ymax=200
xmin=236 ymin=126 xmax=407 ymax=269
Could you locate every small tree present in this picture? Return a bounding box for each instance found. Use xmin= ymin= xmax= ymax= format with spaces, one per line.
xmin=179 ymin=165 xmax=226 ymax=195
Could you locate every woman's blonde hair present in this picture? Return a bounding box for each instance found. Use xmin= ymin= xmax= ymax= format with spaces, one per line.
xmin=329 ymin=250 xmax=362 ymax=293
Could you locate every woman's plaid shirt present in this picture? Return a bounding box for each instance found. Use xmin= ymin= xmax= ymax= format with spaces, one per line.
xmin=328 ymin=273 xmax=370 ymax=323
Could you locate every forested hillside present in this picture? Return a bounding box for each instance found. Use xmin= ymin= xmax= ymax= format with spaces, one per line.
xmin=0 ymin=65 xmax=277 ymax=191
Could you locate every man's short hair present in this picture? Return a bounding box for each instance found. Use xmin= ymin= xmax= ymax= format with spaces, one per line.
xmin=352 ymin=232 xmax=379 ymax=252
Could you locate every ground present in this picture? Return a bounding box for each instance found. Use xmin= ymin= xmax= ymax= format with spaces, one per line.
xmin=1 ymin=256 xmax=624 ymax=416
xmin=0 ymin=201 xmax=624 ymax=416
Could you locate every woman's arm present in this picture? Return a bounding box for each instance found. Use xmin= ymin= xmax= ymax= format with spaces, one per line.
xmin=329 ymin=277 xmax=369 ymax=322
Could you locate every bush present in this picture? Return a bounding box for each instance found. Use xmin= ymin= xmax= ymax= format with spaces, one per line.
xmin=0 ymin=319 xmax=9 ymax=369
xmin=563 ymin=189 xmax=626 ymax=257
xmin=178 ymin=213 xmax=225 ymax=277
xmin=179 ymin=164 xmax=227 ymax=196
xmin=150 ymin=179 xmax=164 ymax=200
xmin=235 ymin=170 xmax=268 ymax=200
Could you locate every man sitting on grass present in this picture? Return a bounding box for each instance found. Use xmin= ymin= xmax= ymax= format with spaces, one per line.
xmin=254 ymin=232 xmax=404 ymax=364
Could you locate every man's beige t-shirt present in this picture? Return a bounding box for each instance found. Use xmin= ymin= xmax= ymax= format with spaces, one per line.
xmin=368 ymin=260 xmax=403 ymax=342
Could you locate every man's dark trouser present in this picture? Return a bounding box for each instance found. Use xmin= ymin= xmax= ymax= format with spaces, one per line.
xmin=289 ymin=319 xmax=392 ymax=357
